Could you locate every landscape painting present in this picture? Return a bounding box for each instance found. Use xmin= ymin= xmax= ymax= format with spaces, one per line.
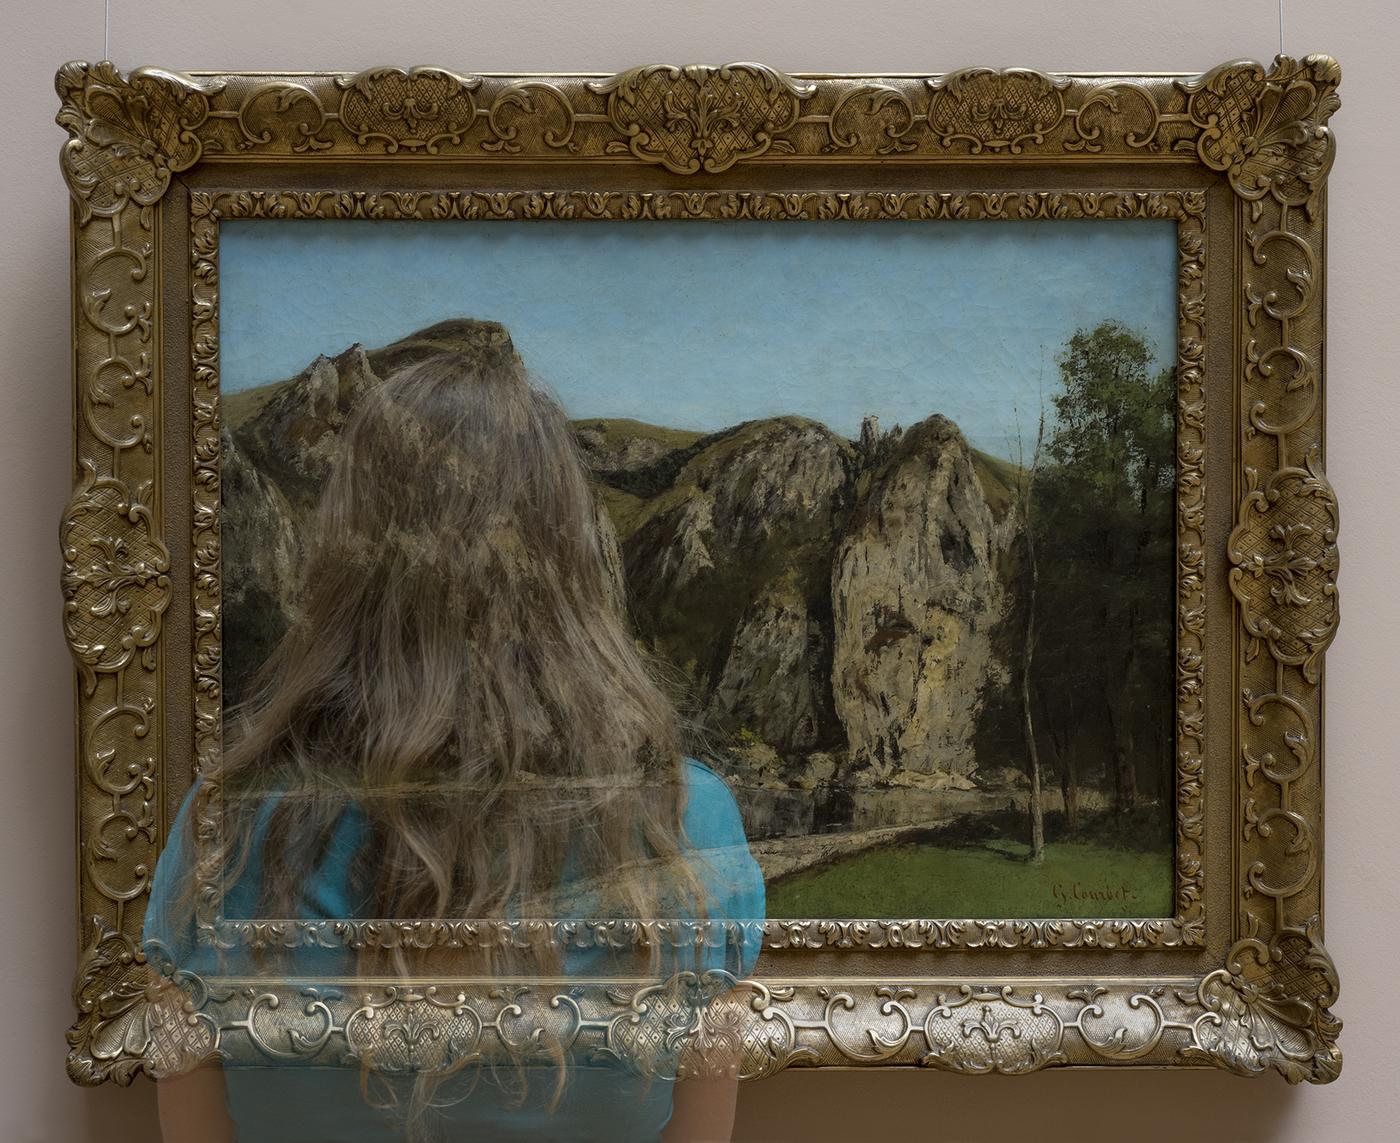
xmin=216 ymin=216 xmax=1179 ymax=921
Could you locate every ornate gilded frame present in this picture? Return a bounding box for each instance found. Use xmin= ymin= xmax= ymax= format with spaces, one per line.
xmin=59 ymin=56 xmax=1342 ymax=1086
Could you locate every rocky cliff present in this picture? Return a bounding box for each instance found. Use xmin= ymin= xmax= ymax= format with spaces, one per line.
xmin=832 ymin=414 xmax=1008 ymax=782
xmin=220 ymin=319 xmax=529 ymax=703
xmin=220 ymin=319 xmax=1023 ymax=844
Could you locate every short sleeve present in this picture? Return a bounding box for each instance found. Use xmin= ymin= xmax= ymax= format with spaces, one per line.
xmin=679 ymin=757 xmax=766 ymax=979
xmin=142 ymin=777 xmax=216 ymax=976
xmin=142 ymin=777 xmax=371 ymax=982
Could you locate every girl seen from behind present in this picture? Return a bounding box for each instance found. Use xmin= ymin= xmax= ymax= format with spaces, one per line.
xmin=144 ymin=334 xmax=765 ymax=1142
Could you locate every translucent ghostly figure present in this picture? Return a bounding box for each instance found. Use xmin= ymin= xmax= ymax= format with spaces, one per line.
xmin=143 ymin=338 xmax=765 ymax=1142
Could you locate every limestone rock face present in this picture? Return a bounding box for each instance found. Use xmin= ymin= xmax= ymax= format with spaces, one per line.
xmin=218 ymin=425 xmax=300 ymax=705
xmin=706 ymin=597 xmax=827 ymax=755
xmin=831 ymin=415 xmax=1009 ymax=783
xmin=219 ymin=319 xmax=528 ymax=695
xmin=234 ymin=344 xmax=378 ymax=514
xmin=591 ymin=491 xmax=628 ymax=621
xmin=621 ymin=416 xmax=856 ymax=761
xmin=232 ymin=319 xmax=525 ymax=514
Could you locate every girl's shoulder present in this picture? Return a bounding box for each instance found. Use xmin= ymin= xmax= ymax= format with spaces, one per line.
xmin=678 ymin=756 xmax=765 ymax=935
xmin=679 ymin=756 xmax=756 ymax=858
xmin=143 ymin=776 xmax=372 ymax=976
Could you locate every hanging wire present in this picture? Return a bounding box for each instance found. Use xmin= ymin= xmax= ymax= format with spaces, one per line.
xmin=1278 ymin=0 xmax=1286 ymax=58
xmin=104 ymin=0 xmax=110 ymax=62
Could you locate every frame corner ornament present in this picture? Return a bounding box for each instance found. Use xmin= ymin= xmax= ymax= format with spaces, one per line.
xmin=1180 ymin=53 xmax=1341 ymax=213
xmin=66 ymin=916 xmax=155 ymax=1086
xmin=55 ymin=59 xmax=223 ymax=219
xmin=1187 ymin=916 xmax=1342 ymax=1083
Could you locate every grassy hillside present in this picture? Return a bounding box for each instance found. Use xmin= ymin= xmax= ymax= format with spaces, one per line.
xmin=583 ymin=416 xmax=840 ymax=545
xmin=572 ymin=416 xmax=707 ymax=454
xmin=223 ymin=379 xmax=286 ymax=430
xmin=970 ymin=448 xmax=1022 ymax=521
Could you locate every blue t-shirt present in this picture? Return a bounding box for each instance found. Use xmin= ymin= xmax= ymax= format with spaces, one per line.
xmin=143 ymin=757 xmax=765 ymax=1142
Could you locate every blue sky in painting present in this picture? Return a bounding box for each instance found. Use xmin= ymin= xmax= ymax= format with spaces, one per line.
xmin=218 ymin=217 xmax=1177 ymax=459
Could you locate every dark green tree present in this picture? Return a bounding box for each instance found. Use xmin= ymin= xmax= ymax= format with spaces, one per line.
xmin=1030 ymin=321 xmax=1176 ymax=822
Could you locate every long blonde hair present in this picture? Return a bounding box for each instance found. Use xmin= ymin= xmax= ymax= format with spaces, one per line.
xmin=191 ymin=344 xmax=715 ymax=1132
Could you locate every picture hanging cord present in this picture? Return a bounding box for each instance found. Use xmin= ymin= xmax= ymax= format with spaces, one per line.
xmin=104 ymin=0 xmax=110 ymax=62
xmin=1279 ymin=0 xmax=1286 ymax=57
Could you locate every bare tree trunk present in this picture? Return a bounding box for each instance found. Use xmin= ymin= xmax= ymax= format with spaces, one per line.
xmin=1021 ymin=653 xmax=1045 ymax=862
xmin=1059 ymin=748 xmax=1080 ymax=835
xmin=1114 ymin=743 xmax=1134 ymax=815
xmin=1105 ymin=700 xmax=1138 ymax=818
xmin=1016 ymin=407 xmax=1046 ymax=864
xmin=1040 ymin=686 xmax=1080 ymax=837
xmin=1124 ymin=728 xmax=1139 ymax=812
xmin=1160 ymin=704 xmax=1172 ymax=802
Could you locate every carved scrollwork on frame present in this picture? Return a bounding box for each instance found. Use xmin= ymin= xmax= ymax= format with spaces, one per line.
xmin=70 ymin=947 xmax=1341 ymax=1082
xmin=1184 ymin=919 xmax=1342 ymax=1083
xmin=58 ymin=61 xmax=178 ymax=1083
xmin=56 ymin=56 xmax=1341 ymax=1087
xmin=192 ymin=187 xmax=1206 ymax=956
xmin=61 ymin=462 xmax=171 ymax=695
xmin=1229 ymin=452 xmax=1339 ymax=682
xmin=822 ymin=85 xmax=918 ymax=155
xmin=333 ymin=66 xmax=484 ymax=154
xmin=1064 ymin=81 xmax=1164 ymax=154
xmin=1217 ymin=57 xmax=1339 ymax=973
xmin=55 ymin=55 xmax=1345 ymax=173
xmin=925 ymin=68 xmax=1071 ymax=154
xmin=587 ymin=63 xmax=815 ymax=174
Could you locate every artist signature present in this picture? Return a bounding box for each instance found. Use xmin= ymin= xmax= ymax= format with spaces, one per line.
xmin=1050 ymin=881 xmax=1138 ymax=905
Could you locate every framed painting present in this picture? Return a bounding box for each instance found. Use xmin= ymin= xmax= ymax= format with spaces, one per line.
xmin=58 ymin=54 xmax=1343 ymax=1091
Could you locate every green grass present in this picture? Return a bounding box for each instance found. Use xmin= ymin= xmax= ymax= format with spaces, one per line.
xmin=765 ymin=839 xmax=1173 ymax=919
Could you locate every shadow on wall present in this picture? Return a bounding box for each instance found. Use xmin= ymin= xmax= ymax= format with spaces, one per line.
xmin=734 ymin=1068 xmax=1302 ymax=1142
xmin=70 ymin=1064 xmax=1304 ymax=1142
xmin=76 ymin=1082 xmax=159 ymax=1143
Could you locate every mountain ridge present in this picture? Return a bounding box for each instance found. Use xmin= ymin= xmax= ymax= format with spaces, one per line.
xmin=221 ymin=318 xmax=1030 ymax=851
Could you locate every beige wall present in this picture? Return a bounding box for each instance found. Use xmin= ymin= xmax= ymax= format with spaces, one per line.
xmin=5 ymin=2 xmax=1396 ymax=1139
